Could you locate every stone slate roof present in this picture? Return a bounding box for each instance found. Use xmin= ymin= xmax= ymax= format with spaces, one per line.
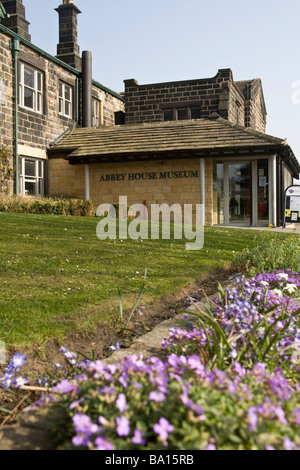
xmin=49 ymin=115 xmax=300 ymax=177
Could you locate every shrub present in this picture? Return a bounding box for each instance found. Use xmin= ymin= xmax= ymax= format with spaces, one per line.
xmin=0 ymin=195 xmax=95 ymax=217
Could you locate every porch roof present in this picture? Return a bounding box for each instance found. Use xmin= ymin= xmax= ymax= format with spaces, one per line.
xmin=48 ymin=114 xmax=300 ymax=178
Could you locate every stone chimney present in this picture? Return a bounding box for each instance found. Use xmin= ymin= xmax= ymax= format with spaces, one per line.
xmin=55 ymin=0 xmax=82 ymax=71
xmin=1 ymin=0 xmax=31 ymax=41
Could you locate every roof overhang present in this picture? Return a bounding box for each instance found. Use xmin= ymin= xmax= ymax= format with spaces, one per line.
xmin=48 ymin=117 xmax=300 ymax=179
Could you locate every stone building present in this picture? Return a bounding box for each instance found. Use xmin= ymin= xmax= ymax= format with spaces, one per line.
xmin=0 ymin=0 xmax=299 ymax=227
xmin=0 ymin=0 xmax=124 ymax=196
xmin=49 ymin=70 xmax=300 ymax=228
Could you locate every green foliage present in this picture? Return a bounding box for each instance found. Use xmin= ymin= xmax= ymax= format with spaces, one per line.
xmin=234 ymin=229 xmax=300 ymax=275
xmin=0 ymin=195 xmax=95 ymax=217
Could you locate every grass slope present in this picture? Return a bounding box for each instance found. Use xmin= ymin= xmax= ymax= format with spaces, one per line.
xmin=0 ymin=212 xmax=258 ymax=347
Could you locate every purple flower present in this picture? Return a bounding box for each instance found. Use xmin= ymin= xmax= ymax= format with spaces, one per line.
xmin=292 ymin=408 xmax=300 ymax=425
xmin=153 ymin=417 xmax=174 ymax=443
xmin=69 ymin=397 xmax=85 ymax=410
xmin=109 ymin=341 xmax=121 ymax=351
xmin=94 ymin=437 xmax=114 ymax=450
xmin=149 ymin=391 xmax=166 ymax=402
xmin=204 ymin=444 xmax=217 ymax=450
xmin=13 ymin=376 xmax=29 ymax=389
xmin=248 ymin=407 xmax=258 ymax=432
xmin=53 ymin=379 xmax=78 ymax=395
xmin=132 ymin=429 xmax=146 ymax=445
xmin=10 ymin=353 xmax=27 ymax=370
xmin=0 ymin=371 xmax=15 ymax=389
xmin=283 ymin=437 xmax=296 ymax=450
xmin=116 ymin=416 xmax=130 ymax=437
xmin=253 ymin=363 xmax=266 ymax=379
xmin=232 ymin=362 xmax=246 ymax=378
xmin=116 ymin=393 xmax=127 ymax=412
xmin=72 ymin=435 xmax=90 ymax=447
xmin=72 ymin=413 xmax=98 ymax=436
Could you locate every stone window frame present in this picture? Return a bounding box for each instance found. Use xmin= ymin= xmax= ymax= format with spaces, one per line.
xmin=19 ymin=62 xmax=44 ymax=115
xmin=59 ymin=81 xmax=73 ymax=119
xmin=92 ymin=97 xmax=101 ymax=127
xmin=162 ymin=104 xmax=202 ymax=122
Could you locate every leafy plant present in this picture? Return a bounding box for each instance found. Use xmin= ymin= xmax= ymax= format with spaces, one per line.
xmin=118 ymin=268 xmax=147 ymax=337
xmin=234 ymin=229 xmax=300 ymax=275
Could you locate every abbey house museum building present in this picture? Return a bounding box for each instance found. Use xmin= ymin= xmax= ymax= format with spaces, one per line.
xmin=1 ymin=1 xmax=299 ymax=227
xmin=49 ymin=71 xmax=300 ymax=227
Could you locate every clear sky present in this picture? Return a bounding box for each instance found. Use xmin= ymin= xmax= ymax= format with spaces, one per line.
xmin=23 ymin=0 xmax=300 ymax=163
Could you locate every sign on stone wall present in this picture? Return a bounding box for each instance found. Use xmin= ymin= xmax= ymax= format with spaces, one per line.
xmin=99 ymin=170 xmax=200 ymax=182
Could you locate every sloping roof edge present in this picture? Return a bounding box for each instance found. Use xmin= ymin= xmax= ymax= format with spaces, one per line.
xmin=0 ymin=23 xmax=124 ymax=101
xmin=48 ymin=116 xmax=300 ymax=178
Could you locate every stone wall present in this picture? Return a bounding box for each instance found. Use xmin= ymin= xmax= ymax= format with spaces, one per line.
xmin=124 ymin=69 xmax=236 ymax=125
xmin=0 ymin=32 xmax=14 ymax=148
xmin=0 ymin=27 xmax=124 ymax=166
xmin=48 ymin=157 xmax=214 ymax=226
xmin=124 ymin=69 xmax=267 ymax=134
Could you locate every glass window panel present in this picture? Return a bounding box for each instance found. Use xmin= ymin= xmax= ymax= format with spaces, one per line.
xmin=191 ymin=108 xmax=201 ymax=119
xmin=163 ymin=110 xmax=174 ymax=121
xmin=25 ymin=181 xmax=36 ymax=196
xmin=37 ymin=73 xmax=42 ymax=92
xmin=37 ymin=92 xmax=42 ymax=112
xmin=38 ymin=160 xmax=44 ymax=178
xmin=24 ymin=66 xmax=34 ymax=89
xmin=257 ymin=159 xmax=269 ymax=221
xmin=65 ymin=86 xmax=71 ymax=101
xmin=24 ymin=87 xmax=34 ymax=109
xmin=25 ymin=160 xmax=36 ymax=177
xmin=228 ymin=163 xmax=251 ymax=223
xmin=59 ymin=82 xmax=73 ymax=117
xmin=65 ymin=101 xmax=71 ymax=117
xmin=177 ymin=108 xmax=188 ymax=120
xmin=38 ymin=179 xmax=44 ymax=196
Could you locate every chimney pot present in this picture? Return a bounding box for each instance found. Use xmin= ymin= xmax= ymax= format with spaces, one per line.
xmin=55 ymin=1 xmax=82 ymax=70
xmin=1 ymin=0 xmax=31 ymax=41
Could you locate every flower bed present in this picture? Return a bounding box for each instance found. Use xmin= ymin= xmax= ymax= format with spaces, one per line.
xmin=1 ymin=270 xmax=300 ymax=450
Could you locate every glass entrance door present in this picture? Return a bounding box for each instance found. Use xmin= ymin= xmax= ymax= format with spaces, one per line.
xmin=224 ymin=163 xmax=252 ymax=226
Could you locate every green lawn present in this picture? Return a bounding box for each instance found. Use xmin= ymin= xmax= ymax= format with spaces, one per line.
xmin=0 ymin=212 xmax=259 ymax=347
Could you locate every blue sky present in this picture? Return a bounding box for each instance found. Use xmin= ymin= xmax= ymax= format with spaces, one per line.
xmin=24 ymin=0 xmax=300 ymax=162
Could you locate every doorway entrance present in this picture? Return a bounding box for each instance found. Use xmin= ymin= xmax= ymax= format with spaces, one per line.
xmin=214 ymin=159 xmax=270 ymax=227
xmin=226 ymin=163 xmax=251 ymax=225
